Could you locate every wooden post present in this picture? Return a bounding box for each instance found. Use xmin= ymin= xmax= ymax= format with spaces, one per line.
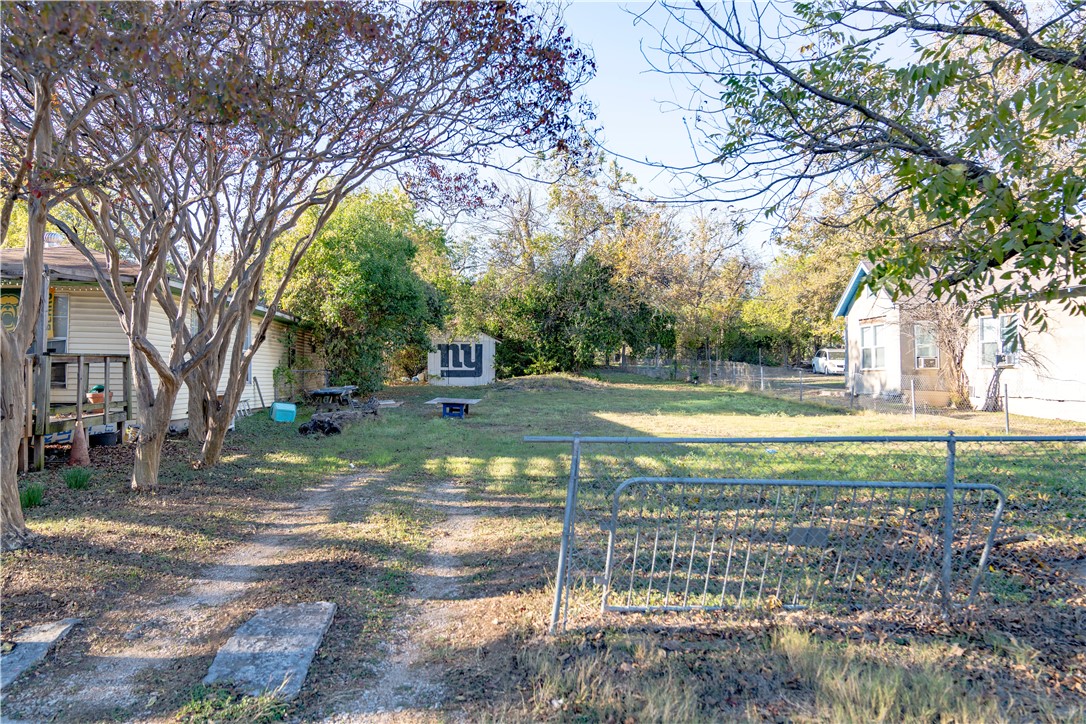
xmin=32 ymin=354 xmax=50 ymax=471
xmin=76 ymin=354 xmax=85 ymax=422
xmin=20 ymin=357 xmax=33 ymax=473
xmin=103 ymin=356 xmax=111 ymax=426
xmin=254 ymin=377 xmax=266 ymax=408
xmin=123 ymin=355 xmax=132 ymax=428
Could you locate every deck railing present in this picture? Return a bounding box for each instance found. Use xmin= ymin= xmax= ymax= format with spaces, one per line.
xmin=20 ymin=353 xmax=133 ymax=472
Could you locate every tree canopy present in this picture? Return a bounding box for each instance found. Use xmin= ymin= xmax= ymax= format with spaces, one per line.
xmin=654 ymin=0 xmax=1086 ymax=316
xmin=269 ymin=191 xmax=446 ymax=392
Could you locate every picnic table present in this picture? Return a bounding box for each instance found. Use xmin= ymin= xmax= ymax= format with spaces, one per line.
xmin=424 ymin=397 xmax=482 ymax=419
xmin=309 ymin=386 xmax=359 ymax=411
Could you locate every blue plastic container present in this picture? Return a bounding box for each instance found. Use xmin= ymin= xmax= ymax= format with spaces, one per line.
xmin=270 ymin=402 xmax=297 ymax=423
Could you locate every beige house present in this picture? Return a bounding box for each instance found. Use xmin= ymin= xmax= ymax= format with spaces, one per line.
xmin=2 ymin=243 xmax=315 ymax=454
xmin=961 ymin=300 xmax=1086 ymax=422
xmin=832 ymin=261 xmax=949 ymax=406
xmin=833 ymin=261 xmax=1086 ymax=423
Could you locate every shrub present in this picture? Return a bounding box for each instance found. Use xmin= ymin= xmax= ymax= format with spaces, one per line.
xmin=64 ymin=467 xmax=92 ymax=490
xmin=20 ymin=483 xmax=44 ymax=509
xmin=176 ymin=685 xmax=289 ymax=723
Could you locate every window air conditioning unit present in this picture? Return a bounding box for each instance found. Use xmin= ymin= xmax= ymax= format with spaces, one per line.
xmin=994 ymin=352 xmax=1018 ymax=367
xmin=916 ymin=357 xmax=937 ymax=369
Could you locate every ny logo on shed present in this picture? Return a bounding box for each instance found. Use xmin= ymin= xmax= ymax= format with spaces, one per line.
xmin=438 ymin=343 xmax=483 ymax=378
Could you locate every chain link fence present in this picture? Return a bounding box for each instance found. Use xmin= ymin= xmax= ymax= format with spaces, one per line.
xmin=617 ymin=358 xmax=1086 ymax=426
xmin=526 ymin=434 xmax=1086 ymax=633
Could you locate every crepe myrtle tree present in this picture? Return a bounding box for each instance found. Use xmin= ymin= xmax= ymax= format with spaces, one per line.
xmin=53 ymin=1 xmax=592 ymax=482
xmin=0 ymin=3 xmax=174 ymax=546
xmin=45 ymin=2 xmax=280 ymax=492
xmin=651 ymin=0 xmax=1085 ymax=317
xmin=184 ymin=1 xmax=592 ymax=470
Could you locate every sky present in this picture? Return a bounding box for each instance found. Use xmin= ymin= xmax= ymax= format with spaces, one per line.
xmin=442 ymin=2 xmax=780 ymax=257
xmin=529 ymin=2 xmax=780 ymax=253
xmin=562 ymin=2 xmax=707 ymax=199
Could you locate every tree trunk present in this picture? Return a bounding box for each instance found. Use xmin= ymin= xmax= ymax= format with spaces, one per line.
xmin=1 ymin=340 xmax=30 ymax=551
xmin=185 ymin=372 xmax=213 ymax=443
xmin=130 ymin=377 xmax=179 ymax=492
xmin=199 ymin=376 xmax=246 ymax=467
xmin=981 ymin=368 xmax=1004 ymax=412
xmin=199 ymin=408 xmax=230 ymax=469
xmin=1 ymin=76 xmax=54 ymax=550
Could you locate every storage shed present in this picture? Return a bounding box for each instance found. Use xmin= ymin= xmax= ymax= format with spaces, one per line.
xmin=427 ymin=334 xmax=497 ymax=386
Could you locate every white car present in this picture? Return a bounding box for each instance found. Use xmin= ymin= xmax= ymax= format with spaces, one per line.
xmin=812 ymin=348 xmax=846 ymax=374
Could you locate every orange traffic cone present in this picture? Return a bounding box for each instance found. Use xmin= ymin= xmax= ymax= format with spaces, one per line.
xmin=69 ymin=421 xmax=90 ymax=466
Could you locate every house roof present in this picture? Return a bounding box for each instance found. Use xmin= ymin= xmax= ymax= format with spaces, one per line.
xmin=1 ymin=242 xmax=302 ymax=325
xmin=1 ymin=244 xmax=141 ymax=284
xmin=832 ymin=260 xmax=875 ymax=318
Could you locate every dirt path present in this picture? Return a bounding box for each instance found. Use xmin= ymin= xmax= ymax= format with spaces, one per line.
xmin=321 ymin=480 xmax=481 ymax=723
xmin=1 ymin=472 xmax=376 ymax=723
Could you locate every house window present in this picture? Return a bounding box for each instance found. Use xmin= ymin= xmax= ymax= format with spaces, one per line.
xmin=48 ymin=293 xmax=69 ymax=388
xmin=914 ymin=324 xmax=938 ymax=369
xmin=860 ymin=324 xmax=885 ymax=370
xmin=980 ymin=315 xmax=1019 ymax=367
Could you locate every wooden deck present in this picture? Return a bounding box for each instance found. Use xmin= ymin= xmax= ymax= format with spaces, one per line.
xmin=20 ymin=353 xmax=133 ymax=472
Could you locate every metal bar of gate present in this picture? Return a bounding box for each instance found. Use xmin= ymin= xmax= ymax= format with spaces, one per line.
xmin=603 ymin=476 xmax=1006 ymax=615
xmin=526 ymin=434 xmax=1077 ymax=632
xmin=526 ymin=434 xmax=1086 ymax=444
xmin=549 ymin=434 xmax=581 ymax=634
xmin=941 ymin=434 xmax=956 ymax=612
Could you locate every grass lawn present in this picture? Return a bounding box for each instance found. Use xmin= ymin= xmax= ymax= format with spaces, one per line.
xmin=3 ymin=372 xmax=1084 ymax=721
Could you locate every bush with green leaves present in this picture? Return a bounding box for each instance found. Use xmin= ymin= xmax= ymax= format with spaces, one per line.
xmin=269 ymin=191 xmax=447 ymax=393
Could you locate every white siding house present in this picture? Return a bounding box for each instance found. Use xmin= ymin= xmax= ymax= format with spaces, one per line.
xmin=834 ymin=260 xmax=1086 ymax=422
xmin=962 ymin=301 xmax=1086 ymax=422
xmin=2 ymin=244 xmax=310 ymax=428
xmin=833 ymin=261 xmax=907 ymax=399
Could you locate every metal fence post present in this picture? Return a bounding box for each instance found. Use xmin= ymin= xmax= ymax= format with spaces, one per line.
xmin=799 ymin=371 xmax=804 ymax=401
xmin=550 ymin=432 xmax=582 ymax=634
xmin=1004 ymin=384 xmax=1010 ymax=434
xmin=941 ymin=432 xmax=957 ymax=615
xmin=911 ymin=379 xmax=916 ymax=420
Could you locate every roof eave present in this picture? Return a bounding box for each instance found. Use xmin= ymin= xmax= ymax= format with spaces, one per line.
xmin=833 ymin=262 xmax=870 ymax=318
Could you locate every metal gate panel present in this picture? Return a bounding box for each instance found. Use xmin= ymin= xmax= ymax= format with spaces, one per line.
xmin=603 ymin=477 xmax=1005 ymax=614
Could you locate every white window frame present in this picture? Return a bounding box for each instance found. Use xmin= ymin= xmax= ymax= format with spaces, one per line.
xmin=979 ymin=314 xmax=1019 ymax=367
xmin=860 ymin=323 xmax=885 ymax=370
xmin=48 ymin=292 xmax=69 ymax=388
xmin=914 ymin=323 xmax=938 ymax=369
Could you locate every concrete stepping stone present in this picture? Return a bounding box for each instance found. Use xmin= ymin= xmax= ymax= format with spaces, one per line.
xmin=203 ymin=602 xmax=335 ymax=700
xmin=1 ymin=618 xmax=81 ymax=695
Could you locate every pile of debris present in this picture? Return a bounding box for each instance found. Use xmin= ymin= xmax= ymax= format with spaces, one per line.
xmin=298 ymin=396 xmax=379 ymax=436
